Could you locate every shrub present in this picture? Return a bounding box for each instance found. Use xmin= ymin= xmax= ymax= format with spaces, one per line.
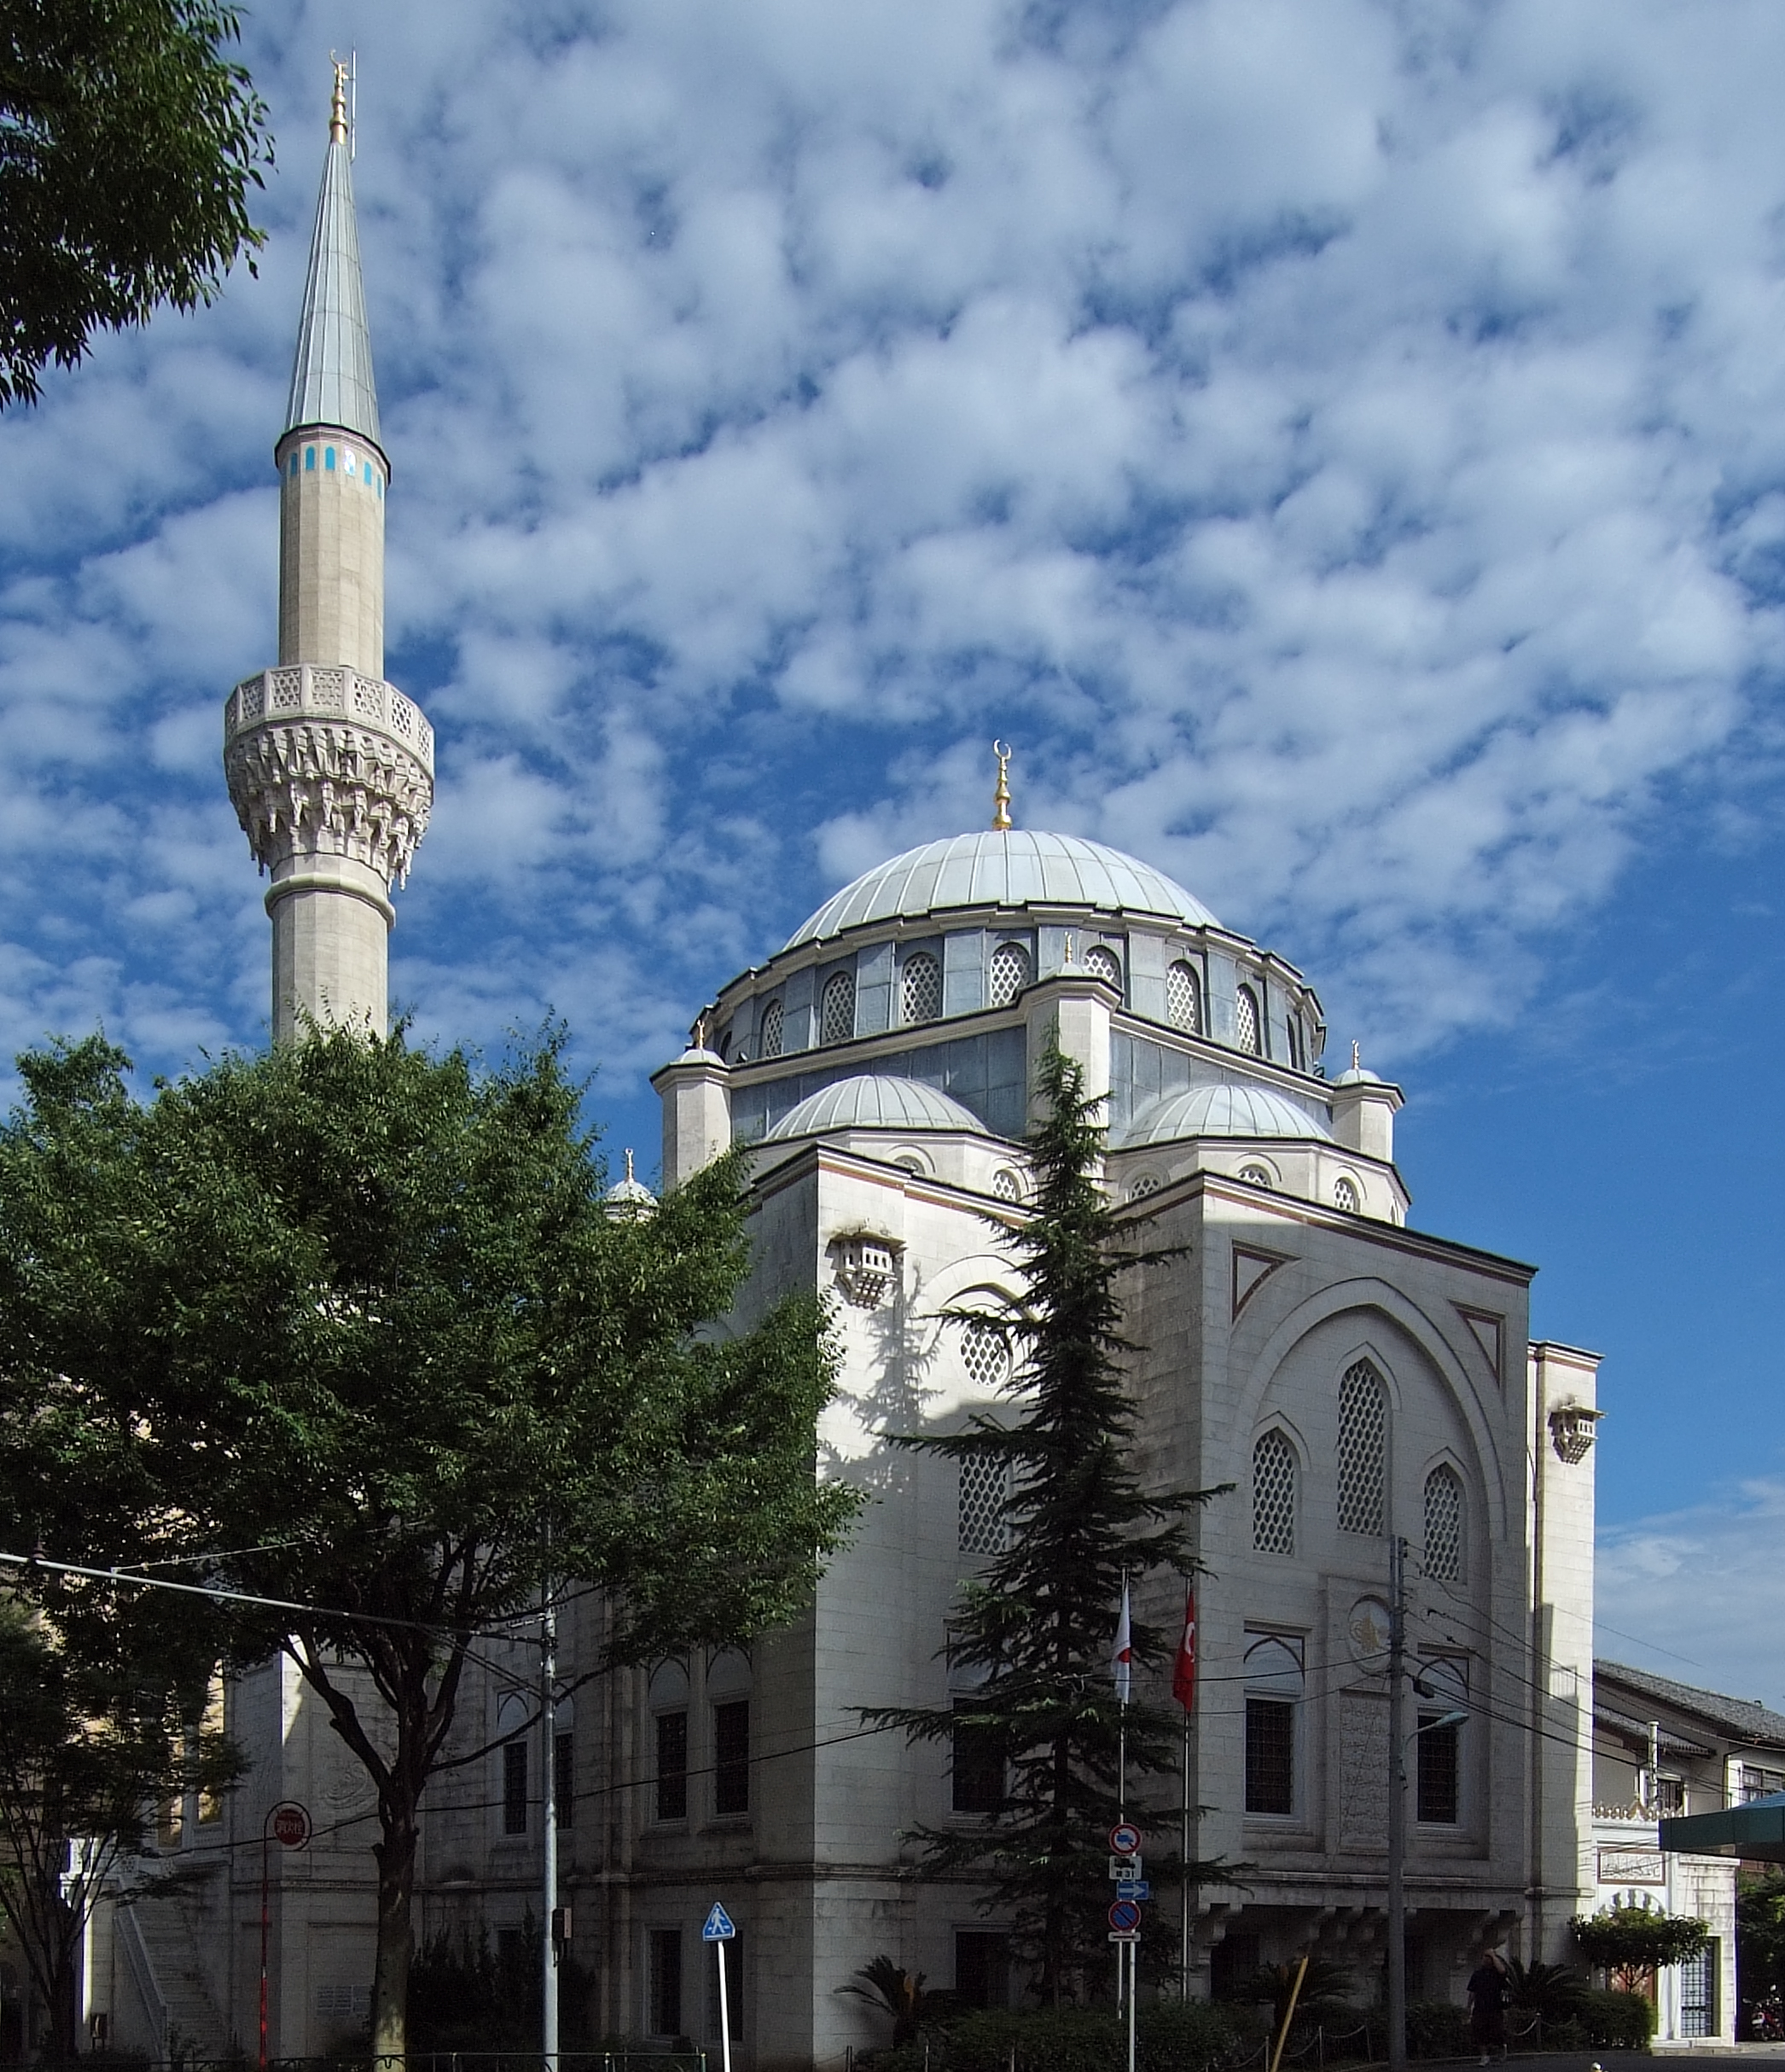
xmin=875 ymin=2001 xmax=1253 ymax=2072
xmin=1404 ymin=2002 xmax=1471 ymax=2059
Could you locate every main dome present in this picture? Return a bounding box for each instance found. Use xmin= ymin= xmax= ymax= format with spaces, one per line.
xmin=787 ymin=830 xmax=1219 ymax=950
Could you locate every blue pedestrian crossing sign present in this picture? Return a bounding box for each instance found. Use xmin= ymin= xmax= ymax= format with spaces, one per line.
xmin=702 ymin=1903 xmax=737 ymax=1941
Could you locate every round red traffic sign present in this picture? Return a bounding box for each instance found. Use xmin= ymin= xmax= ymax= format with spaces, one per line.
xmin=1108 ymin=1821 xmax=1142 ymax=1857
xmin=270 ymin=1801 xmax=311 ymax=1848
xmin=1108 ymin=1899 xmax=1142 ymax=1934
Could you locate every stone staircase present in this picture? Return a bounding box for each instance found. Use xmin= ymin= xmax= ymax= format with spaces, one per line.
xmin=124 ymin=1888 xmax=230 ymax=2060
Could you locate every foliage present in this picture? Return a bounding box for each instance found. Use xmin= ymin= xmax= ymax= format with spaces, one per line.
xmin=1226 ymin=1959 xmax=1358 ymax=2034
xmin=0 ymin=0 xmax=272 ymax=406
xmin=840 ymin=1956 xmax=939 ymax=2046
xmin=1402 ymin=2002 xmax=1471 ymax=2059
xmin=867 ymin=1046 xmax=1225 ymax=2004
xmin=1571 ymin=1900 xmax=1712 ymax=1993
xmin=409 ymin=1920 xmax=595 ymax=2052
xmin=1558 ymin=1988 xmax=1656 ymax=2049
xmin=0 ymin=1026 xmax=859 ymax=2057
xmin=876 ymin=1999 xmax=1253 ymax=2072
xmin=0 ymin=1600 xmax=240 ymax=2059
xmin=1739 ymin=1872 xmax=1785 ymax=2034
xmin=1501 ymin=1958 xmax=1587 ymax=2022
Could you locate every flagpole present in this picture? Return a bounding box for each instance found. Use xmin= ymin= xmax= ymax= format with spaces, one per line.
xmin=1181 ymin=1708 xmax=1191 ymax=1998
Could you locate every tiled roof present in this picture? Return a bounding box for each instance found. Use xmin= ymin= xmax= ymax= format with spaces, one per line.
xmin=1596 ymin=1658 xmax=1785 ymax=1750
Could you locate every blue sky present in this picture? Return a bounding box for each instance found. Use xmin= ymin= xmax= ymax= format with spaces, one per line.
xmin=3 ymin=0 xmax=1782 ymax=1699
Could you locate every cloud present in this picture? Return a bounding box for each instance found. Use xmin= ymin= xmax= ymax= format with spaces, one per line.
xmin=1597 ymin=1482 xmax=1785 ymax=1708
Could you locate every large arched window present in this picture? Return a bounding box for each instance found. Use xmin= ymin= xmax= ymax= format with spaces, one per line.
xmin=989 ymin=941 xmax=1030 ymax=1008
xmin=1166 ymin=961 xmax=1201 ymax=1033
xmin=1423 ymin=1464 xmax=1464 ymax=1583
xmin=1337 ymin=1359 xmax=1387 ymax=1535
xmin=1235 ymin=985 xmax=1261 ymax=1055
xmin=819 ymin=969 xmax=856 ymax=1046
xmin=903 ymin=952 xmax=941 ymax=1025
xmin=1252 ymin=1429 xmax=1297 ymax=1555
xmin=759 ymin=998 xmax=784 ymax=1058
xmin=1084 ymin=944 xmax=1123 ymax=995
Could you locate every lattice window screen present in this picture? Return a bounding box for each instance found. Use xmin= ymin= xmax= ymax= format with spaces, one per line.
xmin=989 ymin=941 xmax=1030 ymax=1007
xmin=1423 ymin=1464 xmax=1463 ymax=1582
xmin=903 ymin=952 xmax=942 ymax=1024
xmin=1334 ymin=1177 xmax=1359 ymax=1213
xmin=1236 ymin=987 xmax=1261 ymax=1055
xmin=958 ymin=1452 xmax=1010 ymax=1556
xmin=1166 ymin=962 xmax=1201 ymax=1033
xmin=759 ymin=999 xmax=783 ymax=1058
xmin=1253 ymin=1429 xmax=1297 ymax=1555
xmin=820 ymin=970 xmax=856 ymax=1046
xmin=960 ymin=1317 xmax=1010 ymax=1391
xmin=1084 ymin=945 xmax=1123 ymax=993
xmin=991 ymin=1168 xmax=1023 ymax=1202
xmin=1337 ymin=1360 xmax=1387 ymax=1534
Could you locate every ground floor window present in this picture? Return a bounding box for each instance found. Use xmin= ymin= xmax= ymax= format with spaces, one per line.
xmin=648 ymin=1927 xmax=683 ymax=2038
xmin=1680 ymin=1942 xmax=1717 ymax=2039
xmin=1245 ymin=1697 xmax=1295 ymax=1815
xmin=1416 ymin=1712 xmax=1461 ymax=1824
xmin=955 ymin=1931 xmax=1010 ymax=2010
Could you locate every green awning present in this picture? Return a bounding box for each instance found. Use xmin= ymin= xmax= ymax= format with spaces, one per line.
xmin=1660 ymin=1792 xmax=1785 ymax=1862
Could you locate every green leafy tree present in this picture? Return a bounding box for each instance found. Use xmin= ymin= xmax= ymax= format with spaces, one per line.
xmin=0 ymin=1601 xmax=240 ymax=2060
xmin=1571 ymin=1901 xmax=1712 ymax=1997
xmin=1738 ymin=1874 xmax=1785 ymax=2034
xmin=1 ymin=0 xmax=272 ymax=406
xmin=0 ymin=1027 xmax=858 ymax=2060
xmin=869 ymin=1045 xmax=1224 ymax=2005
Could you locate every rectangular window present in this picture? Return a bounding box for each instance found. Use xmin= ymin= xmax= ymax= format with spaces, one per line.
xmin=648 ymin=1927 xmax=683 ymax=2037
xmin=713 ymin=1699 xmax=750 ymax=1817
xmin=655 ymin=1711 xmax=688 ymax=1821
xmin=305 ymin=446 xmax=315 ymax=470
xmin=1742 ymin=1766 xmax=1785 ymax=1802
xmin=951 ymin=1702 xmax=1003 ymax=1814
xmin=955 ymin=1932 xmax=1010 ymax=2011
xmin=1679 ymin=1941 xmax=1717 ymax=2039
xmin=1655 ymin=1774 xmax=1685 ymax=1816
xmin=705 ymin=1929 xmax=743 ymax=2040
xmin=555 ymin=1731 xmax=573 ymax=1829
xmin=1416 ymin=1713 xmax=1461 ymax=1823
xmin=1244 ymin=1697 xmax=1295 ymax=1816
xmin=503 ymin=1737 xmax=528 ymax=1835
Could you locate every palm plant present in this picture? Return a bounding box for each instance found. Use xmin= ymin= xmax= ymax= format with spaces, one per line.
xmin=840 ymin=1956 xmax=930 ymax=2046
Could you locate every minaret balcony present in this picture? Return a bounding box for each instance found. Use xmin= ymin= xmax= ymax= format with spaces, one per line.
xmin=226 ymin=664 xmax=433 ymax=772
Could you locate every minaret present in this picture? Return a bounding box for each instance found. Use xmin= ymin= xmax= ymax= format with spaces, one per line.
xmin=224 ymin=65 xmax=432 ymax=1041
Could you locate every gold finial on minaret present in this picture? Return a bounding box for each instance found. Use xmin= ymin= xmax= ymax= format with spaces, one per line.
xmin=1352 ymin=1040 xmax=1361 ymax=1071
xmin=991 ymin=740 xmax=1013 ymax=830
xmin=625 ymin=1149 xmax=636 ymax=1184
xmin=329 ymin=56 xmax=350 ymax=143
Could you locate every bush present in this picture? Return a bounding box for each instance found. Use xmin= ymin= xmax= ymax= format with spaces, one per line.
xmin=1404 ymin=2003 xmax=1471 ymax=2059
xmin=1545 ymin=1988 xmax=1654 ymax=2051
xmin=875 ymin=2001 xmax=1254 ymax=2072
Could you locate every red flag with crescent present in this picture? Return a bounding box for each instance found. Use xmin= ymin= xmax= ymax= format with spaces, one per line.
xmin=1172 ymin=1587 xmax=1196 ymax=1712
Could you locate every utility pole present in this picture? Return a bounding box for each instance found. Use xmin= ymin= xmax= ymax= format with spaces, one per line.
xmin=1387 ymin=1533 xmax=1407 ymax=2072
xmin=542 ymin=1583 xmax=559 ymax=2072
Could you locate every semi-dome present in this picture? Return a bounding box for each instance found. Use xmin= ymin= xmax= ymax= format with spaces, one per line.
xmin=767 ymin=1074 xmax=991 ymax=1141
xmin=1120 ymin=1082 xmax=1333 ymax=1149
xmin=787 ymin=829 xmax=1218 ymax=950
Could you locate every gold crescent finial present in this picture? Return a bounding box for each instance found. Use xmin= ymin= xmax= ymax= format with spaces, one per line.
xmin=1352 ymin=1039 xmax=1361 ymax=1071
xmin=329 ymin=55 xmax=350 ymax=143
xmin=625 ymin=1149 xmax=636 ymax=1184
xmin=991 ymin=740 xmax=1013 ymax=831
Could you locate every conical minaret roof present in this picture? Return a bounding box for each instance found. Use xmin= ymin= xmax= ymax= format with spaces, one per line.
xmin=284 ymin=72 xmax=381 ymax=452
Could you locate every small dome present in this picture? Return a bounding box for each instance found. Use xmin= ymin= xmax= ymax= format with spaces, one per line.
xmin=767 ymin=1074 xmax=991 ymax=1141
xmin=603 ymin=1148 xmax=657 ymax=1219
xmin=1120 ymin=1082 xmax=1333 ymax=1149
xmin=787 ymin=829 xmax=1218 ymax=949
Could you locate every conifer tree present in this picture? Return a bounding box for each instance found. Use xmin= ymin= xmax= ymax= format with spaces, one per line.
xmin=870 ymin=1045 xmax=1224 ymax=2005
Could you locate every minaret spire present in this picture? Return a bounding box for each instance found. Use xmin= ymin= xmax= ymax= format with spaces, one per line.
xmin=223 ymin=73 xmax=433 ymax=1044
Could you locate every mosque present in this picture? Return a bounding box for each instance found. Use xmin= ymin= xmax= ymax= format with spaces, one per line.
xmin=74 ymin=84 xmax=1617 ymax=2069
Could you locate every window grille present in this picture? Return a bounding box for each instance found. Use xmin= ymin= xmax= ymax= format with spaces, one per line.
xmin=951 ymin=1702 xmax=1004 ymax=1813
xmin=1128 ymin=1173 xmax=1160 ymax=1202
xmin=991 ymin=1167 xmax=1023 ymax=1202
xmin=1084 ymin=944 xmax=1122 ymax=993
xmin=960 ymin=1316 xmax=1010 ymax=1390
xmin=1245 ymin=1699 xmax=1295 ymax=1815
xmin=503 ymin=1738 xmax=527 ymax=1835
xmin=1253 ymin=1429 xmax=1296 ymax=1555
xmin=1239 ymin=1164 xmax=1273 ymax=1189
xmin=1416 ymin=1713 xmax=1461 ymax=1823
xmin=1679 ymin=1945 xmax=1716 ymax=2040
xmin=903 ymin=952 xmax=941 ymax=1024
xmin=1337 ymin=1359 xmax=1387 ymax=1534
xmin=1236 ymin=986 xmax=1261 ymax=1054
xmin=759 ymin=998 xmax=783 ymax=1057
xmin=648 ymin=1928 xmax=683 ymax=2036
xmin=1167 ymin=961 xmax=1201 ymax=1033
xmin=555 ymin=1730 xmax=573 ymax=1829
xmin=989 ymin=941 xmax=1030 ymax=1007
xmin=1423 ymin=1464 xmax=1463 ymax=1582
xmin=958 ymin=1452 xmax=1010 ymax=1555
xmin=713 ymin=1699 xmax=750 ymax=1816
xmin=654 ymin=1710 xmax=687 ymax=1821
xmin=1334 ymin=1176 xmax=1359 ymax=1213
xmin=820 ymin=969 xmax=855 ymax=1045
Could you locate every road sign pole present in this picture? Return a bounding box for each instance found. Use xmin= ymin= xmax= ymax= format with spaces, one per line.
xmin=1127 ymin=1940 xmax=1137 ymax=2072
xmin=541 ymin=1580 xmax=559 ymax=2072
xmin=717 ymin=1939 xmax=731 ymax=2072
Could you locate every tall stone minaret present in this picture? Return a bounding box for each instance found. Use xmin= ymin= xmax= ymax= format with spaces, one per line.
xmin=225 ymin=66 xmax=433 ymax=1042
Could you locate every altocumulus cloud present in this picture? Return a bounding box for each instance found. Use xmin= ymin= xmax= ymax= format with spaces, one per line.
xmin=2 ymin=0 xmax=1784 ymax=1096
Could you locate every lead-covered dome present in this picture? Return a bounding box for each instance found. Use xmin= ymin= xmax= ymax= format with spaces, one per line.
xmin=787 ymin=830 xmax=1218 ymax=949
xmin=1119 ymin=1082 xmax=1332 ymax=1149
xmin=767 ymin=1074 xmax=991 ymax=1140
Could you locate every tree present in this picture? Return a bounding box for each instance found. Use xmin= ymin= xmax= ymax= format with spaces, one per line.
xmin=1 ymin=0 xmax=271 ymax=407
xmin=0 ymin=1026 xmax=859 ymax=2059
xmin=0 ymin=1601 xmax=239 ymax=2059
xmin=1737 ymin=1873 xmax=1785 ymax=2034
xmin=1571 ymin=1901 xmax=1712 ymax=1997
xmin=869 ymin=1045 xmax=1224 ymax=2005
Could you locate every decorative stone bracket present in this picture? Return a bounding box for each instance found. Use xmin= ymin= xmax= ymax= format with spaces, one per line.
xmin=1549 ymin=1403 xmax=1603 ymax=1464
